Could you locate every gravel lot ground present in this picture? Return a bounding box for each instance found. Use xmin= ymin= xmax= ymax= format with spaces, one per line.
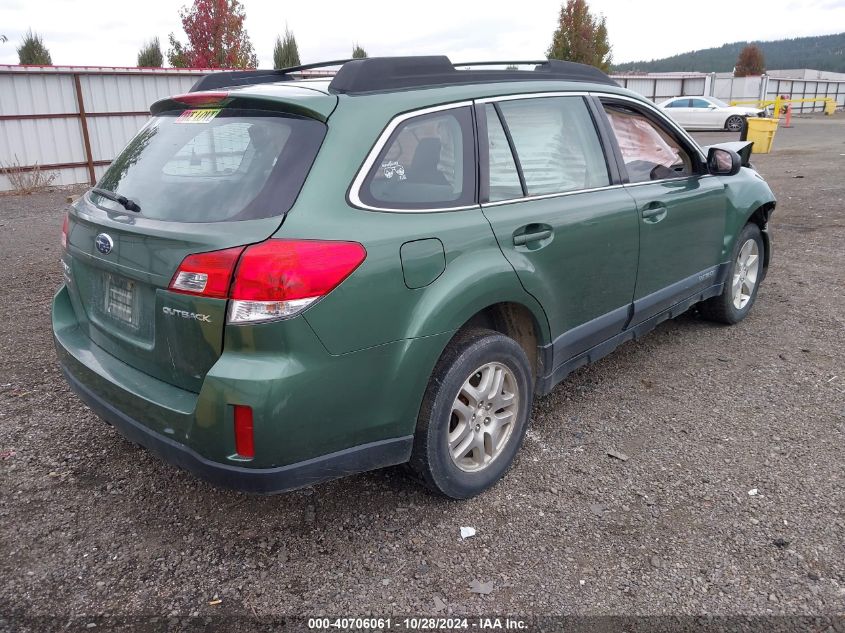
xmin=1 ymin=115 xmax=843 ymax=625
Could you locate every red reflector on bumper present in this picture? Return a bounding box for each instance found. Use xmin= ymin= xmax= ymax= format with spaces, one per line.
xmin=233 ymin=405 xmax=254 ymax=458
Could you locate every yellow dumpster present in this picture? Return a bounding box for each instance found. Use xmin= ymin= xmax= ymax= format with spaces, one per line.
xmin=824 ymin=99 xmax=836 ymax=115
xmin=746 ymin=118 xmax=779 ymax=154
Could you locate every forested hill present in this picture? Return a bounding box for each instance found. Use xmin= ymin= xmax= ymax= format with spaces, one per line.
xmin=613 ymin=32 xmax=845 ymax=73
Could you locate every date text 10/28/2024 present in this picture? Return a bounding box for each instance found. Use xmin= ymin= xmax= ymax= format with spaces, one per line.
xmin=308 ymin=618 xmax=529 ymax=630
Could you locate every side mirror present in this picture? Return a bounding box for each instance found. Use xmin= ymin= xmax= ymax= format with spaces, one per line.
xmin=708 ymin=104 xmax=717 ymax=110
xmin=708 ymin=147 xmax=741 ymax=176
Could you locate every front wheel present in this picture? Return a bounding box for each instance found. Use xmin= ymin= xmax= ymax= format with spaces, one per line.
xmin=725 ymin=115 xmax=745 ymax=132
xmin=409 ymin=329 xmax=532 ymax=499
xmin=700 ymin=223 xmax=764 ymax=324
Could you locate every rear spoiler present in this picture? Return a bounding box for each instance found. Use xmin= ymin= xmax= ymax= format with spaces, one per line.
xmin=703 ymin=141 xmax=754 ymax=167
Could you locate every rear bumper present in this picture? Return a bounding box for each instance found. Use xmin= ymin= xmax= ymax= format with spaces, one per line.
xmin=61 ymin=366 xmax=411 ymax=493
xmin=52 ymin=284 xmax=420 ymax=493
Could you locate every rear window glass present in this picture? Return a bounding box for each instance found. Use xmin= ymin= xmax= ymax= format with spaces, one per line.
xmin=92 ymin=109 xmax=325 ymax=223
xmin=358 ymin=107 xmax=476 ymax=210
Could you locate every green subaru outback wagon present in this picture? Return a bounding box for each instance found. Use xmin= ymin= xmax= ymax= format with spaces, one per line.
xmin=53 ymin=57 xmax=776 ymax=498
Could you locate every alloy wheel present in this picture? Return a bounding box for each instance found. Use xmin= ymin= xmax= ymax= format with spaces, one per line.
xmin=448 ymin=362 xmax=519 ymax=472
xmin=732 ymin=238 xmax=760 ymax=310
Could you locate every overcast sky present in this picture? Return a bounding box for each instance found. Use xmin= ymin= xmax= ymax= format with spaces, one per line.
xmin=1 ymin=0 xmax=843 ymax=68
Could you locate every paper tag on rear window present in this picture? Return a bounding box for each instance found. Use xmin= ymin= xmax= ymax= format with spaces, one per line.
xmin=175 ymin=108 xmax=221 ymax=124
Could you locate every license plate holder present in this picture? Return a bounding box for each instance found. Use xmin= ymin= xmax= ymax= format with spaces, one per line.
xmin=103 ymin=274 xmax=139 ymax=329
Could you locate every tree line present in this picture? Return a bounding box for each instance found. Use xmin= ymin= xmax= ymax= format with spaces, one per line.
xmin=614 ymin=32 xmax=845 ymax=75
xmin=9 ymin=0 xmax=618 ymax=71
xmin=9 ymin=3 xmax=842 ymax=75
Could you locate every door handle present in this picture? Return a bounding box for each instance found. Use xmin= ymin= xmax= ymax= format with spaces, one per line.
xmin=513 ymin=226 xmax=553 ymax=246
xmin=641 ymin=203 xmax=668 ymax=224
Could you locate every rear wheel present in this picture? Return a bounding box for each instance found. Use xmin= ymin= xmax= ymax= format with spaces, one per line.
xmin=700 ymin=223 xmax=764 ymax=324
xmin=409 ymin=329 xmax=532 ymax=499
xmin=725 ymin=115 xmax=745 ymax=132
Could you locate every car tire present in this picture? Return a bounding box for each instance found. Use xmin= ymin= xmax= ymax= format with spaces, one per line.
xmin=408 ymin=328 xmax=533 ymax=499
xmin=725 ymin=115 xmax=745 ymax=132
xmin=700 ymin=223 xmax=764 ymax=325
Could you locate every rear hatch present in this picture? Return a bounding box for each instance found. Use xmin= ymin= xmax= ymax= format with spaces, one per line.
xmin=63 ymin=92 xmax=330 ymax=392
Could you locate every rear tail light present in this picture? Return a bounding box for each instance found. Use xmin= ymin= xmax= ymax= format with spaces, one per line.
xmin=229 ymin=240 xmax=366 ymax=323
xmin=168 ymin=239 xmax=366 ymax=324
xmin=61 ymin=214 xmax=69 ymax=249
xmin=169 ymin=246 xmax=245 ymax=299
xmin=233 ymin=405 xmax=254 ymax=458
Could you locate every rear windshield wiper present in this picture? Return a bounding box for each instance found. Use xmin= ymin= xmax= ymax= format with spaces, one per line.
xmin=91 ymin=188 xmax=141 ymax=213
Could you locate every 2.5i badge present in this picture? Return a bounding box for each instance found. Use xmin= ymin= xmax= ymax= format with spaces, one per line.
xmin=175 ymin=108 xmax=221 ymax=124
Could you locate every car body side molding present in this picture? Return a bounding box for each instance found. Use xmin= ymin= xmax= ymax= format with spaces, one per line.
xmin=536 ymin=263 xmax=731 ymax=396
xmin=631 ymin=263 xmax=730 ymax=326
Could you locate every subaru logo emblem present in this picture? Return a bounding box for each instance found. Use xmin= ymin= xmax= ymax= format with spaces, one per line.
xmin=95 ymin=233 xmax=114 ymax=255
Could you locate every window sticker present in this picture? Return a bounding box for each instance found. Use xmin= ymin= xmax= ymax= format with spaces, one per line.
xmin=381 ymin=160 xmax=406 ymax=180
xmin=175 ymin=108 xmax=222 ymax=124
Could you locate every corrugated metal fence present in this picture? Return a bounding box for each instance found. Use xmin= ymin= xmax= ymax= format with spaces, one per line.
xmin=610 ymin=73 xmax=710 ymax=102
xmin=0 ymin=66 xmax=209 ymax=191
xmin=765 ymin=77 xmax=845 ymax=113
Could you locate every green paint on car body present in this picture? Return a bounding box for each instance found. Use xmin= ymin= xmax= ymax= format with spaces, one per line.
xmin=53 ymin=63 xmax=776 ymax=494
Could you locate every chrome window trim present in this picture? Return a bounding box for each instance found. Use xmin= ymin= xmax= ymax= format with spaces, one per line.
xmin=476 ymin=91 xmax=589 ymax=104
xmin=349 ymin=91 xmax=709 ymax=212
xmin=348 ymin=100 xmax=478 ymax=213
xmin=623 ymin=174 xmax=715 ymax=188
xmin=483 ymin=183 xmax=625 ymax=207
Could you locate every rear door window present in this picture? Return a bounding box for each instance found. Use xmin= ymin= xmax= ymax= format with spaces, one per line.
xmin=496 ymin=96 xmax=610 ymax=195
xmin=358 ymin=107 xmax=476 ymax=210
xmin=92 ymin=109 xmax=325 ymax=223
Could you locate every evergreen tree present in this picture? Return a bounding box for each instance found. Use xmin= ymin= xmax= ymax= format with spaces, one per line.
xmin=352 ymin=43 xmax=367 ymax=59
xmin=273 ymin=27 xmax=300 ymax=69
xmin=137 ymin=37 xmax=164 ymax=67
xmin=17 ymin=30 xmax=52 ymax=65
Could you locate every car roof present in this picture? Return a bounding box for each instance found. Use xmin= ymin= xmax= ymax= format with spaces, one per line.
xmin=163 ymin=57 xmax=651 ymax=122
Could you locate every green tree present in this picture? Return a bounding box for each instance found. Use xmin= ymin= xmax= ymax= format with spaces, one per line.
xmin=17 ymin=30 xmax=52 ymax=65
xmin=137 ymin=37 xmax=164 ymax=67
xmin=547 ymin=0 xmax=612 ymax=72
xmin=734 ymin=43 xmax=765 ymax=77
xmin=273 ymin=27 xmax=300 ymax=69
xmin=352 ymin=43 xmax=367 ymax=59
xmin=167 ymin=34 xmax=189 ymax=67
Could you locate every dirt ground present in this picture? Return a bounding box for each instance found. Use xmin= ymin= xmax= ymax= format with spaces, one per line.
xmin=1 ymin=115 xmax=843 ymax=626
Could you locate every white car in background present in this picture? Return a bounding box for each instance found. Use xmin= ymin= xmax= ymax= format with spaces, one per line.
xmin=658 ymin=96 xmax=764 ymax=132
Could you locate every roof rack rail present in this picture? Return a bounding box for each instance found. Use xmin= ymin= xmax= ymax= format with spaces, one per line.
xmin=188 ymin=56 xmax=617 ymax=94
xmin=328 ymin=56 xmax=615 ymax=93
xmin=188 ymin=59 xmax=354 ymax=92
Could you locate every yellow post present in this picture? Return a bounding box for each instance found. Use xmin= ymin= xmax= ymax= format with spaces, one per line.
xmin=824 ymin=99 xmax=836 ymax=115
xmin=772 ymin=95 xmax=782 ymax=120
